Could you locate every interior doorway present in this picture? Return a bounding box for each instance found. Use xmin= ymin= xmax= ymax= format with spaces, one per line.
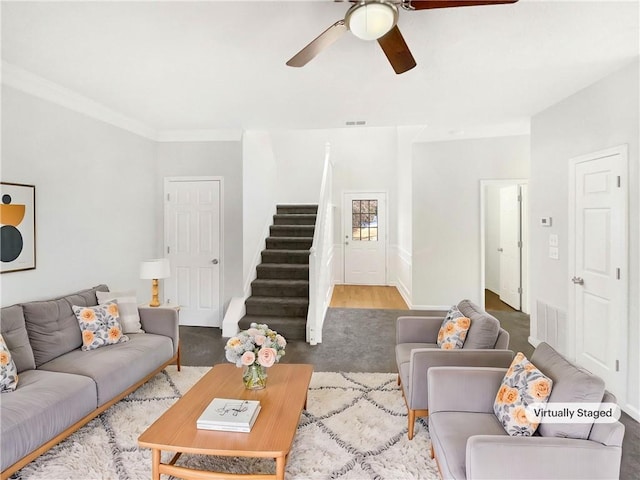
xmin=481 ymin=179 xmax=529 ymax=313
xmin=164 ymin=177 xmax=223 ymax=327
xmin=569 ymin=145 xmax=627 ymax=398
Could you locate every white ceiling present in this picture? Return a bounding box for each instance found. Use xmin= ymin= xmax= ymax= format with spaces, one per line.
xmin=1 ymin=0 xmax=638 ymax=137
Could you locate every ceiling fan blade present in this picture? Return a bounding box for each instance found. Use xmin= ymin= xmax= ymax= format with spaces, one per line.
xmin=377 ymin=25 xmax=416 ymax=74
xmin=406 ymin=0 xmax=518 ymax=10
xmin=286 ymin=20 xmax=348 ymax=67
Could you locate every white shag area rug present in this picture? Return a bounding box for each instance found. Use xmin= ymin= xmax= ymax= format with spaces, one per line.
xmin=12 ymin=366 xmax=439 ymax=480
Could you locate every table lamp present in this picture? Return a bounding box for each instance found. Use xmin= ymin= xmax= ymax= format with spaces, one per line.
xmin=140 ymin=258 xmax=170 ymax=307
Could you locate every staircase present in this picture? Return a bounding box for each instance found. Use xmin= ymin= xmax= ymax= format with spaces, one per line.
xmin=239 ymin=204 xmax=318 ymax=340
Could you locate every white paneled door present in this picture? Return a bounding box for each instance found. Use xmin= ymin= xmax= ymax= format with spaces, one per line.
xmin=499 ymin=185 xmax=521 ymax=310
xmin=164 ymin=178 xmax=222 ymax=327
xmin=343 ymin=192 xmax=386 ymax=285
xmin=570 ymin=146 xmax=627 ymax=397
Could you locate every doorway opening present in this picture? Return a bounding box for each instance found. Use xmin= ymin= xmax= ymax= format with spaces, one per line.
xmin=480 ymin=179 xmax=529 ymax=314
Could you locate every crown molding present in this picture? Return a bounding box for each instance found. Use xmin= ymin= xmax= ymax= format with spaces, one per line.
xmin=156 ymin=129 xmax=243 ymax=142
xmin=2 ymin=61 xmax=159 ymax=140
xmin=413 ymin=120 xmax=531 ymax=143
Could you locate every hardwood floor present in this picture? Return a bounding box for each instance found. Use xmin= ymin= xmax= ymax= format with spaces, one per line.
xmin=330 ymin=285 xmax=409 ymax=310
xmin=484 ymin=289 xmax=518 ymax=312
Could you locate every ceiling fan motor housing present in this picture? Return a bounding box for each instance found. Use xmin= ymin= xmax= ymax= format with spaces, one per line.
xmin=346 ymin=1 xmax=399 ymax=41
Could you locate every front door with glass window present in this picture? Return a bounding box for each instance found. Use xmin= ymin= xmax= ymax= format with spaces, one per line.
xmin=343 ymin=192 xmax=386 ymax=285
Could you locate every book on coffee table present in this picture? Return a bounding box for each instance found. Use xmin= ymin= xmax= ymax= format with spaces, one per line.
xmin=197 ymin=398 xmax=261 ymax=433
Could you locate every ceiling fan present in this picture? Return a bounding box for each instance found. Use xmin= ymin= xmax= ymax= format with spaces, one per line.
xmin=286 ymin=0 xmax=519 ymax=74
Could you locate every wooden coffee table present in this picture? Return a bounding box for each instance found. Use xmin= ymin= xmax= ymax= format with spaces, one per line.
xmin=138 ymin=363 xmax=313 ymax=480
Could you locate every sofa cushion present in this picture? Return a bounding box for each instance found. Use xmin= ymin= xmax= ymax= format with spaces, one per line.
xmin=457 ymin=299 xmax=500 ymax=349
xmin=429 ymin=411 xmax=507 ymax=480
xmin=96 ymin=290 xmax=143 ymax=334
xmin=437 ymin=309 xmax=471 ymax=350
xmin=39 ymin=333 xmax=173 ymax=406
xmin=72 ymin=303 xmax=129 ymax=351
xmin=0 ymin=304 xmax=35 ymax=372
xmin=0 ymin=334 xmax=19 ymax=392
xmin=531 ymin=342 xmax=605 ymax=439
xmin=0 ymin=369 xmax=96 ymax=472
xmin=494 ymin=352 xmax=553 ymax=436
xmin=23 ymin=285 xmax=108 ymax=366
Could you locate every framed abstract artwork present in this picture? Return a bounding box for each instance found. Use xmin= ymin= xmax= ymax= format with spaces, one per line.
xmin=1 ymin=182 xmax=36 ymax=273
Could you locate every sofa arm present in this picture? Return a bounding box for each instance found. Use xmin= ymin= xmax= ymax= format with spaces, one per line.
xmin=427 ymin=366 xmax=509 ymax=414
xmin=396 ymin=316 xmax=445 ymax=344
xmin=466 ymin=435 xmax=622 ymax=479
xmin=138 ymin=307 xmax=179 ymax=355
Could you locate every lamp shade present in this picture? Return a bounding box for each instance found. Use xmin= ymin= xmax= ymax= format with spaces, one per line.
xmin=346 ymin=1 xmax=398 ymax=41
xmin=140 ymin=258 xmax=170 ymax=279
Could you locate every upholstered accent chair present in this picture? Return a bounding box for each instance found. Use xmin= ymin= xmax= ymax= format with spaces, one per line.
xmin=395 ymin=299 xmax=514 ymax=439
xmin=427 ymin=342 xmax=625 ymax=479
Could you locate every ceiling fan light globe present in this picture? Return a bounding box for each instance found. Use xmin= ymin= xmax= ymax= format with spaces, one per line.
xmin=346 ymin=2 xmax=398 ymax=41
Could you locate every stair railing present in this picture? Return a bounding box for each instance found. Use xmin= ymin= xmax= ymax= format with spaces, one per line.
xmin=307 ymin=143 xmax=334 ymax=345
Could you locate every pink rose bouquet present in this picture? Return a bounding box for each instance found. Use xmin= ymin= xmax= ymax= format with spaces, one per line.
xmin=225 ymin=322 xmax=286 ymax=368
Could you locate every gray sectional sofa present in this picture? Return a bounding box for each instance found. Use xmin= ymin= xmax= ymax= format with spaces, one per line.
xmin=0 ymin=285 xmax=180 ymax=479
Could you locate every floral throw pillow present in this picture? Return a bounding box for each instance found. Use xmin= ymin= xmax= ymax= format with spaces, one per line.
xmin=494 ymin=352 xmax=553 ymax=436
xmin=0 ymin=333 xmax=19 ymax=392
xmin=437 ymin=306 xmax=471 ymax=349
xmin=72 ymin=303 xmax=129 ymax=351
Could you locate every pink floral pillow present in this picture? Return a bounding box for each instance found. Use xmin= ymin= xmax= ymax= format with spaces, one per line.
xmin=437 ymin=307 xmax=471 ymax=349
xmin=72 ymin=302 xmax=129 ymax=351
xmin=494 ymin=352 xmax=553 ymax=436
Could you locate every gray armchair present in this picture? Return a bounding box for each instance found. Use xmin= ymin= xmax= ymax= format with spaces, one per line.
xmin=396 ymin=299 xmax=514 ymax=439
xmin=427 ymin=342 xmax=625 ymax=479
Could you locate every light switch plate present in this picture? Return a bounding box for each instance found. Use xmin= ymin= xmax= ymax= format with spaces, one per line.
xmin=549 ymin=234 xmax=558 ymax=247
xmin=549 ymin=246 xmax=559 ymax=259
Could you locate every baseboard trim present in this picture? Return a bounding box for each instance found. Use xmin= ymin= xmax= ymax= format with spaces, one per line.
xmin=221 ymin=297 xmax=246 ymax=338
xmin=623 ymin=403 xmax=640 ymax=422
xmin=528 ymin=336 xmax=542 ymax=348
xmin=410 ymin=304 xmax=451 ymax=311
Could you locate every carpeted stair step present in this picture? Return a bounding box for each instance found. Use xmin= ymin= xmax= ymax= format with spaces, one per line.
xmin=238 ymin=314 xmax=306 ymax=340
xmin=269 ymin=225 xmax=315 ymax=238
xmin=273 ymin=214 xmax=317 ymax=226
xmin=251 ymin=279 xmax=309 ymax=297
xmin=276 ymin=204 xmax=318 ymax=215
xmin=261 ymin=249 xmax=310 ymax=265
xmin=245 ymin=296 xmax=309 ymax=317
xmin=265 ymin=237 xmax=313 ymax=250
xmin=256 ymin=263 xmax=309 ymax=280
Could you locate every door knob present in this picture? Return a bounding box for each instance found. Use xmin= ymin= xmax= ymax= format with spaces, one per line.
xmin=211 ymin=259 xmax=219 ymax=265
xmin=571 ymin=276 xmax=584 ymax=285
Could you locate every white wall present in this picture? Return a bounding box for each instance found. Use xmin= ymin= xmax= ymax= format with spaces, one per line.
xmin=242 ymin=130 xmax=279 ymax=296
xmin=412 ymin=135 xmax=530 ymax=308
xmin=393 ymin=126 xmax=425 ymax=303
xmin=155 ymin=141 xmax=244 ymax=311
xmin=270 ymin=130 xmax=327 ymax=205
xmin=484 ymin=185 xmax=502 ymax=293
xmin=1 ymin=86 xmax=157 ymax=306
xmin=530 ymin=59 xmax=640 ymax=416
